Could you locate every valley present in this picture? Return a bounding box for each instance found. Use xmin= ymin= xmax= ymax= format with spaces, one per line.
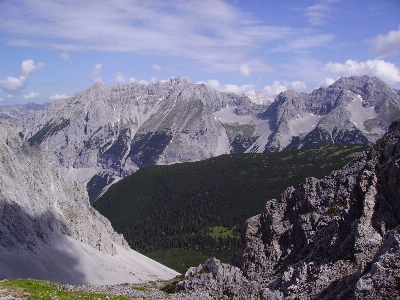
xmin=93 ymin=144 xmax=368 ymax=273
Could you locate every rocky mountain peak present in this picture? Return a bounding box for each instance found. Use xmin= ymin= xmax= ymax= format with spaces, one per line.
xmin=10 ymin=76 xmax=400 ymax=200
xmin=177 ymin=119 xmax=400 ymax=298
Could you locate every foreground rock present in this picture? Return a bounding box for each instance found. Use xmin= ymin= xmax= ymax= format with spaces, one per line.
xmin=0 ymin=120 xmax=179 ymax=284
xmin=177 ymin=120 xmax=400 ymax=299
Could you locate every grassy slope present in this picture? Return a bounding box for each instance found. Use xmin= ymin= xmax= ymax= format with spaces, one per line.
xmin=0 ymin=279 xmax=129 ymax=299
xmin=93 ymin=145 xmax=368 ymax=272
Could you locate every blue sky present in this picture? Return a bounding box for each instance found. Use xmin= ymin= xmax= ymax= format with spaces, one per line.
xmin=0 ymin=0 xmax=399 ymax=105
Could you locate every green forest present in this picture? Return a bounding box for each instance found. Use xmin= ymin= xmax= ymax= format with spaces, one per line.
xmin=93 ymin=144 xmax=368 ymax=273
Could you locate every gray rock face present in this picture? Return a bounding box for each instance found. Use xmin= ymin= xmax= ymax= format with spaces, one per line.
xmin=177 ymin=119 xmax=400 ymax=299
xmin=11 ymin=78 xmax=263 ymax=200
xmin=0 ymin=120 xmax=179 ymax=284
xmin=176 ymin=258 xmax=263 ymax=299
xmin=0 ymin=120 xmax=125 ymax=255
xmin=255 ymin=75 xmax=400 ymax=152
xmin=10 ymin=76 xmax=400 ymax=200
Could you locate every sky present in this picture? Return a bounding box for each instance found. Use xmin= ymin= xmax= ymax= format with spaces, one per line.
xmin=0 ymin=0 xmax=399 ymax=105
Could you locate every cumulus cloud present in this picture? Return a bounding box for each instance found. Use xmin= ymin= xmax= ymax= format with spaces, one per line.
xmin=49 ymin=94 xmax=69 ymax=101
xmin=0 ymin=97 xmax=3 ymax=101
xmin=0 ymin=59 xmax=44 ymax=94
xmin=115 ymin=72 xmax=126 ymax=83
xmin=89 ymin=64 xmax=103 ymax=83
xmin=152 ymin=64 xmax=161 ymax=71
xmin=196 ymin=79 xmax=255 ymax=94
xmin=129 ymin=77 xmax=136 ymax=83
xmin=23 ymin=91 xmax=40 ymax=99
xmin=368 ymin=26 xmax=400 ymax=57
xmin=322 ymin=59 xmax=400 ymax=85
xmin=319 ymin=77 xmax=336 ymax=88
xmin=263 ymin=80 xmax=307 ymax=96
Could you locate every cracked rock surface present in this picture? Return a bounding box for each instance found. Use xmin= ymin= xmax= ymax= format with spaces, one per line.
xmin=178 ymin=120 xmax=400 ymax=299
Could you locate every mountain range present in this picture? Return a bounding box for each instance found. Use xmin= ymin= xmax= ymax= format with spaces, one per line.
xmin=0 ymin=74 xmax=399 ymax=298
xmin=9 ymin=75 xmax=400 ymax=200
xmin=0 ymin=102 xmax=51 ymax=119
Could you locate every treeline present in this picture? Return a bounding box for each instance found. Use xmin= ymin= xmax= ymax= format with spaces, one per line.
xmin=93 ymin=144 xmax=368 ymax=268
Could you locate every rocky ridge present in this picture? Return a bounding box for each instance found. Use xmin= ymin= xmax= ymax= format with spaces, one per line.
xmin=0 ymin=119 xmax=178 ymax=284
xmin=256 ymin=75 xmax=400 ymax=152
xmin=176 ymin=119 xmax=400 ymax=299
xmin=10 ymin=76 xmax=400 ymax=200
xmin=0 ymin=102 xmax=50 ymax=119
xmin=11 ymin=78 xmax=264 ymax=200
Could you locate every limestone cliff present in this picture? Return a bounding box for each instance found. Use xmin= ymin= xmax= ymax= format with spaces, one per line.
xmin=0 ymin=120 xmax=178 ymax=284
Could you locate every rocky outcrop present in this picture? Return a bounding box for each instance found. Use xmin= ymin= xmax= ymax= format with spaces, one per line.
xmin=0 ymin=119 xmax=179 ymax=284
xmin=177 ymin=119 xmax=400 ymax=299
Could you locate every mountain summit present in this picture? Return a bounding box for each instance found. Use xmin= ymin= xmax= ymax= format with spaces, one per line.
xmin=11 ymin=76 xmax=400 ymax=200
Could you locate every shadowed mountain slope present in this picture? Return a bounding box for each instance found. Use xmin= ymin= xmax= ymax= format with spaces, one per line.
xmin=0 ymin=120 xmax=178 ymax=284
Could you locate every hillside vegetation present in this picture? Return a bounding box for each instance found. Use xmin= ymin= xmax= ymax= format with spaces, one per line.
xmin=93 ymin=145 xmax=368 ymax=273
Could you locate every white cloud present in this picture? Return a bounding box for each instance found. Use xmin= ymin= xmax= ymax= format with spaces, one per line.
xmin=368 ymin=26 xmax=400 ymax=57
xmin=49 ymin=93 xmax=69 ymax=101
xmin=304 ymin=1 xmax=335 ymax=26
xmin=152 ymin=64 xmax=161 ymax=71
xmin=239 ymin=63 xmax=251 ymax=76
xmin=89 ymin=64 xmax=103 ymax=83
xmin=263 ymin=80 xmax=307 ymax=96
xmin=0 ymin=97 xmax=3 ymax=101
xmin=274 ymin=34 xmax=335 ymax=52
xmin=115 ymin=72 xmax=126 ymax=83
xmin=129 ymin=77 xmax=136 ymax=83
xmin=60 ymin=52 xmax=71 ymax=62
xmin=150 ymin=77 xmax=158 ymax=83
xmin=322 ymin=59 xmax=400 ymax=85
xmin=0 ymin=1 xmax=268 ymax=75
xmin=319 ymin=77 xmax=336 ymax=88
xmin=240 ymin=25 xmax=300 ymax=41
xmin=0 ymin=59 xmax=44 ymax=94
xmin=196 ymin=79 xmax=255 ymax=94
xmin=23 ymin=91 xmax=40 ymax=99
